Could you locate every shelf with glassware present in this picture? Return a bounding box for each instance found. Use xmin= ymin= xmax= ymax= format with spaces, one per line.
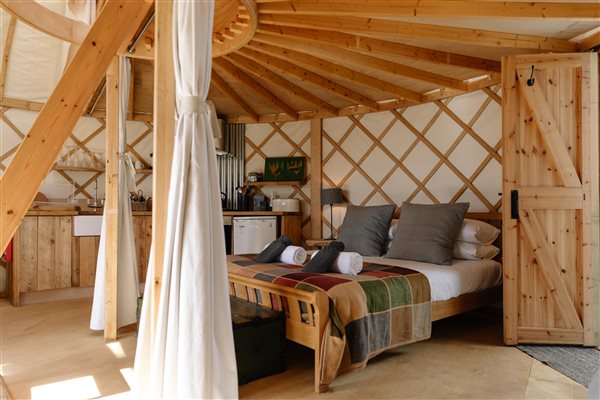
xmin=52 ymin=165 xmax=153 ymax=174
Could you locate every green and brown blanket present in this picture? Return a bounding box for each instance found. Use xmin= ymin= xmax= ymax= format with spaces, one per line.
xmin=227 ymin=255 xmax=432 ymax=385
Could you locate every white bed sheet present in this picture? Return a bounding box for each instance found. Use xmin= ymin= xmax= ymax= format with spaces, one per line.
xmin=362 ymin=256 xmax=503 ymax=302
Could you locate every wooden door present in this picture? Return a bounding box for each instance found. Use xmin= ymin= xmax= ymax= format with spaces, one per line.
xmin=502 ymin=53 xmax=598 ymax=346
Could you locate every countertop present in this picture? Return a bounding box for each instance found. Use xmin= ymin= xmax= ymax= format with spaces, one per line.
xmin=222 ymin=210 xmax=300 ymax=216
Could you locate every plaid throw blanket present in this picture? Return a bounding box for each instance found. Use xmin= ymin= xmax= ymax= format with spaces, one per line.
xmin=227 ymin=255 xmax=432 ymax=385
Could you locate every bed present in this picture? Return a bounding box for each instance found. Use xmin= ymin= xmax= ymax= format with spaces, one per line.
xmin=227 ymin=212 xmax=502 ymax=393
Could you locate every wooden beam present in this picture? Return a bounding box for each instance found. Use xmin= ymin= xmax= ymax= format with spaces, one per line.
xmin=252 ymin=34 xmax=468 ymax=91
xmin=211 ymin=70 xmax=260 ymax=122
xmin=127 ymin=59 xmax=135 ymax=119
xmin=152 ymin=0 xmax=175 ymax=338
xmin=577 ymin=29 xmax=600 ymax=52
xmin=247 ymin=39 xmax=422 ymax=103
xmin=238 ymin=47 xmax=381 ymax=111
xmin=0 ymin=16 xmax=16 ymax=101
xmin=258 ymin=1 xmax=600 ymax=20
xmin=213 ymin=58 xmax=299 ymax=119
xmin=257 ymin=24 xmax=501 ymax=73
xmin=104 ymin=56 xmax=119 ymax=341
xmin=0 ymin=0 xmax=153 ymax=255
xmin=259 ymin=14 xmax=578 ymax=52
xmin=0 ymin=0 xmax=89 ymax=44
xmin=310 ymin=118 xmax=322 ymax=240
xmin=224 ymin=52 xmax=339 ymax=116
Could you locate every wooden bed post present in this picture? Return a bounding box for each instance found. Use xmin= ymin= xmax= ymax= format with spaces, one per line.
xmin=151 ymin=0 xmax=175 ymax=338
xmin=313 ymin=290 xmax=329 ymax=394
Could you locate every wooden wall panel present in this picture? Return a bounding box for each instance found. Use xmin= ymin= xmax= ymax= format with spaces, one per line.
xmin=78 ymin=236 xmax=99 ymax=287
xmin=54 ymin=217 xmax=72 ymax=289
xmin=245 ymin=87 xmax=502 ymax=240
xmin=17 ymin=217 xmax=37 ymax=293
xmin=36 ymin=217 xmax=56 ymax=291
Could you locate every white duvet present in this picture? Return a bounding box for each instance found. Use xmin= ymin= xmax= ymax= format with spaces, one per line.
xmin=362 ymin=256 xmax=503 ymax=302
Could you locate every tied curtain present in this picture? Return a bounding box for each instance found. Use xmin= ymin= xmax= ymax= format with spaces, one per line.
xmin=90 ymin=57 xmax=139 ymax=331
xmin=133 ymin=0 xmax=238 ymax=398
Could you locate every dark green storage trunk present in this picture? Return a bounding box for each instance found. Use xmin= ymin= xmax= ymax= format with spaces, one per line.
xmin=230 ymin=296 xmax=286 ymax=384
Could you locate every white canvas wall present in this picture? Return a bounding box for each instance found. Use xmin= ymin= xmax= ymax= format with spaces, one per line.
xmin=245 ymin=87 xmax=502 ymax=240
xmin=0 ymin=108 xmax=154 ymax=201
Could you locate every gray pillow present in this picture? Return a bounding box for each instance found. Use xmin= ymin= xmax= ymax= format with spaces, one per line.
xmin=337 ymin=205 xmax=396 ymax=256
xmin=386 ymin=202 xmax=469 ymax=265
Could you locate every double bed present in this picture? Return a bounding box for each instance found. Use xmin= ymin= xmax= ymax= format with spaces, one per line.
xmin=227 ymin=212 xmax=502 ymax=393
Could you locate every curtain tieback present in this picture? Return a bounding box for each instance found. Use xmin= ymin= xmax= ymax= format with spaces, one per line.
xmin=181 ymin=96 xmax=208 ymax=114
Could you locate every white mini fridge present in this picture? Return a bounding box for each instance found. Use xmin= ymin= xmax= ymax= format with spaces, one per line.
xmin=233 ymin=216 xmax=277 ymax=255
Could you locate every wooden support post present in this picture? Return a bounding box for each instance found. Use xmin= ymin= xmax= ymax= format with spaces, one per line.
xmin=151 ymin=0 xmax=175 ymax=337
xmin=310 ymin=118 xmax=322 ymax=240
xmin=0 ymin=0 xmax=153 ymax=254
xmin=104 ymin=56 xmax=119 ymax=341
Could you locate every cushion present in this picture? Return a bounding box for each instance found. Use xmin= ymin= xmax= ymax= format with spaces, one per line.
xmin=457 ymin=218 xmax=501 ymax=245
xmin=302 ymin=241 xmax=344 ymax=273
xmin=386 ymin=202 xmax=469 ymax=265
xmin=453 ymin=240 xmax=500 ymax=260
xmin=336 ymin=205 xmax=396 ymax=256
xmin=254 ymin=235 xmax=292 ymax=262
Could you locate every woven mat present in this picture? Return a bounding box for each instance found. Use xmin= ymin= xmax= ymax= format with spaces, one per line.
xmin=517 ymin=345 xmax=600 ymax=387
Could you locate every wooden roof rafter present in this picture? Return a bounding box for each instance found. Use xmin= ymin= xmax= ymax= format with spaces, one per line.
xmin=256 ymin=24 xmax=502 ymax=73
xmin=256 ymin=1 xmax=600 ymax=20
xmin=258 ymin=14 xmax=579 ymax=52
xmin=0 ymin=15 xmax=16 ymax=101
xmin=211 ymin=70 xmax=260 ymax=122
xmin=238 ymin=46 xmax=382 ymax=111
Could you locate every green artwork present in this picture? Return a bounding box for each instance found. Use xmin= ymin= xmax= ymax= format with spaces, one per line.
xmin=264 ymin=157 xmax=306 ymax=182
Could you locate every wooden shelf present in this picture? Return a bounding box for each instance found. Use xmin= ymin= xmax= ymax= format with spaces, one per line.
xmin=53 ymin=165 xmax=153 ymax=174
xmin=243 ymin=180 xmax=304 ymax=186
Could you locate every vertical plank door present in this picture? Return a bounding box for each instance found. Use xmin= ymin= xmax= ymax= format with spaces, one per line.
xmin=502 ymin=53 xmax=598 ymax=346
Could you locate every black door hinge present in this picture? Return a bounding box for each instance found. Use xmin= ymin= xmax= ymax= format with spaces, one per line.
xmin=511 ymin=190 xmax=519 ymax=220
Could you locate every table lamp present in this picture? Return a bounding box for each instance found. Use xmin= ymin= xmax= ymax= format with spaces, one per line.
xmin=320 ymin=188 xmax=343 ymax=240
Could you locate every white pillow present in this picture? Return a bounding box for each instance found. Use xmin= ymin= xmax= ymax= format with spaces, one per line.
xmin=453 ymin=240 xmax=500 ymax=260
xmin=457 ymin=218 xmax=500 ymax=245
xmin=387 ymin=219 xmax=399 ymax=239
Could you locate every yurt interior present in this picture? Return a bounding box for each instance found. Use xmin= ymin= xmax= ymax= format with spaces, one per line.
xmin=0 ymin=1 xmax=599 ymax=399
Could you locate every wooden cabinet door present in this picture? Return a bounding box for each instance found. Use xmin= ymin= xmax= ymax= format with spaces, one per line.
xmin=502 ymin=53 xmax=598 ymax=346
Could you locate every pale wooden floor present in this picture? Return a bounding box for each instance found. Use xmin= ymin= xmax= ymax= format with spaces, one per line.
xmin=0 ymin=298 xmax=589 ymax=400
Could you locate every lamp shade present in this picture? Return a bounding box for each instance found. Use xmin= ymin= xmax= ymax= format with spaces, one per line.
xmin=321 ymin=188 xmax=343 ymax=205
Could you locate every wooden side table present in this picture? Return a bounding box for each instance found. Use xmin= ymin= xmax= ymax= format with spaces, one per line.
xmin=304 ymin=239 xmax=334 ymax=249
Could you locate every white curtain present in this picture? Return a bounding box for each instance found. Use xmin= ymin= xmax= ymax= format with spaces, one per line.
xmin=133 ymin=1 xmax=238 ymax=398
xmin=90 ymin=57 xmax=140 ymax=330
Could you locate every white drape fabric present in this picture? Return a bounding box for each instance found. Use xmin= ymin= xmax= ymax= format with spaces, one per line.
xmin=90 ymin=57 xmax=140 ymax=330
xmin=133 ymin=1 xmax=238 ymax=398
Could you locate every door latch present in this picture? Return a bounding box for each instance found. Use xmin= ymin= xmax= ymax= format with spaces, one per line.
xmin=511 ymin=190 xmax=519 ymax=220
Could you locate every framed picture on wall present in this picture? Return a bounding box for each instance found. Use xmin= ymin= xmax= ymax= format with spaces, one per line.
xmin=264 ymin=157 xmax=306 ymax=182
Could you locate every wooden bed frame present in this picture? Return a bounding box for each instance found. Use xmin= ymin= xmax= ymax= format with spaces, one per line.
xmin=228 ymin=212 xmax=503 ymax=393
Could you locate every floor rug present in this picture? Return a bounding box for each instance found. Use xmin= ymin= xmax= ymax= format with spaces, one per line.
xmin=517 ymin=345 xmax=600 ymax=387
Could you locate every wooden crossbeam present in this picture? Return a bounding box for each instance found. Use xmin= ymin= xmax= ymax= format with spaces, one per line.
xmin=0 ymin=0 xmax=153 ymax=253
xmin=225 ymin=52 xmax=339 ymax=116
xmin=0 ymin=16 xmax=16 ymax=101
xmin=257 ymin=24 xmax=501 ymax=73
xmin=252 ymin=33 xmax=468 ymax=91
xmin=211 ymin=70 xmax=259 ymax=122
xmin=0 ymin=0 xmax=89 ymax=44
xmin=238 ymin=47 xmax=381 ymax=111
xmin=259 ymin=15 xmax=578 ymax=52
xmin=213 ymin=58 xmax=299 ymax=119
xmin=257 ymin=1 xmax=600 ymax=20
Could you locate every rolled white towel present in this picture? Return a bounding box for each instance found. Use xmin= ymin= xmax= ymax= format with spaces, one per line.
xmin=278 ymin=245 xmax=307 ymax=265
xmin=312 ymin=250 xmax=363 ymax=275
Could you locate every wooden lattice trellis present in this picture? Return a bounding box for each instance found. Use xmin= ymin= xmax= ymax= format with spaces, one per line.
xmin=245 ymin=86 xmax=503 ymax=239
xmin=0 ymin=107 xmax=154 ymax=200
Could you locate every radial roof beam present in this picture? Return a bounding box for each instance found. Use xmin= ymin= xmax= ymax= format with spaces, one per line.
xmin=257 ymin=1 xmax=600 ymax=20
xmin=0 ymin=16 xmax=16 ymax=101
xmin=252 ymin=34 xmax=468 ymax=91
xmin=239 ymin=47 xmax=382 ymax=111
xmin=259 ymin=14 xmax=579 ymax=52
xmin=213 ymin=58 xmax=299 ymax=119
xmin=211 ymin=70 xmax=259 ymax=122
xmin=224 ymin=52 xmax=339 ymax=116
xmin=257 ymin=24 xmax=501 ymax=73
